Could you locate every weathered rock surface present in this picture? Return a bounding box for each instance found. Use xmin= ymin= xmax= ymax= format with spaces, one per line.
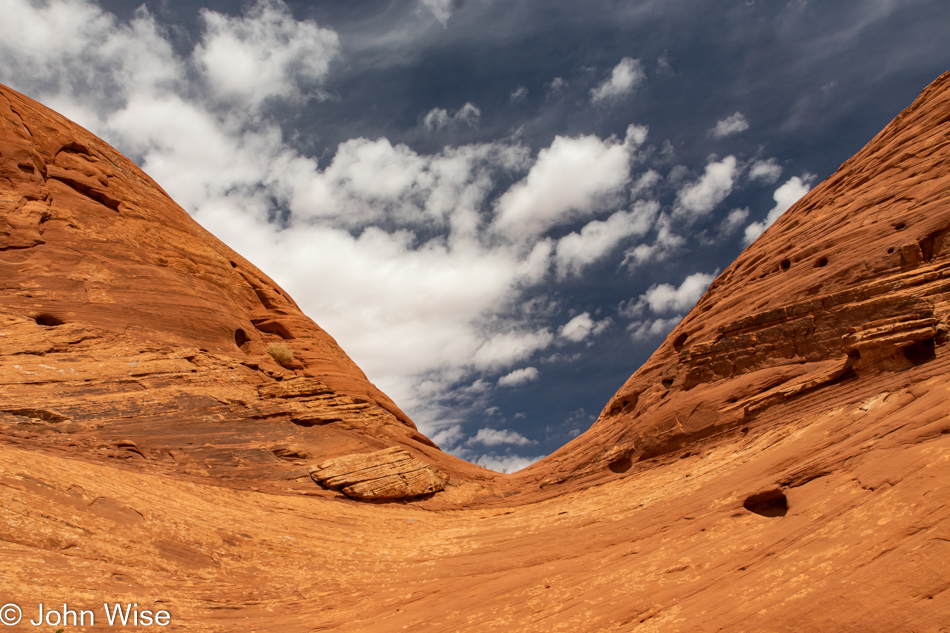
xmin=2 ymin=70 xmax=950 ymax=632
xmin=310 ymin=446 xmax=449 ymax=499
xmin=525 ymin=67 xmax=950 ymax=492
xmin=0 ymin=83 xmax=483 ymax=500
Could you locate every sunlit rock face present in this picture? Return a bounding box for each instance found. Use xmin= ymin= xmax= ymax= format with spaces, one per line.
xmin=2 ymin=70 xmax=950 ymax=632
xmin=0 ymin=82 xmax=486 ymax=501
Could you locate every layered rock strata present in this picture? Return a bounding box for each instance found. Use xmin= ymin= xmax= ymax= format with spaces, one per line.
xmin=526 ymin=68 xmax=950 ymax=493
xmin=0 ymin=83 xmax=482 ymax=500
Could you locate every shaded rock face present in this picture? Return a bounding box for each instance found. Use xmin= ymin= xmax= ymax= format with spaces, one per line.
xmin=3 ymin=72 xmax=950 ymax=632
xmin=0 ymin=84 xmax=477 ymax=497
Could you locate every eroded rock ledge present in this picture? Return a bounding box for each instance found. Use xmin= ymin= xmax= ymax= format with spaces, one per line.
xmin=309 ymin=447 xmax=449 ymax=500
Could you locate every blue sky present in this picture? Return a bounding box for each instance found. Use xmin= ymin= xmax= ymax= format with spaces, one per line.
xmin=2 ymin=0 xmax=948 ymax=471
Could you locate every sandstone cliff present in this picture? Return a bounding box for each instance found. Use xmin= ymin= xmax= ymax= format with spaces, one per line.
xmin=2 ymin=71 xmax=950 ymax=632
xmin=0 ymin=83 xmax=488 ymax=501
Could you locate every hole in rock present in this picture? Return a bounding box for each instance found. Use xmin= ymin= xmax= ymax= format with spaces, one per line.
xmin=814 ymin=256 xmax=828 ymax=268
xmin=608 ymin=457 xmax=632 ymax=473
xmin=740 ymin=427 xmax=749 ymax=435
xmin=34 ymin=314 xmax=64 ymax=327
xmin=234 ymin=328 xmax=249 ymax=348
xmin=672 ymin=332 xmax=688 ymax=352
xmin=743 ymin=490 xmax=788 ymax=517
xmin=661 ymin=378 xmax=674 ymax=389
xmin=780 ymin=258 xmax=791 ymax=271
xmin=894 ymin=222 xmax=906 ymax=231
xmin=680 ymin=452 xmax=692 ymax=459
xmin=904 ymin=338 xmax=936 ymax=365
xmin=229 ymin=261 xmax=237 ymax=268
xmin=292 ymin=417 xmax=340 ymax=428
xmin=17 ymin=163 xmax=35 ymax=174
xmin=887 ymin=247 xmax=895 ymax=254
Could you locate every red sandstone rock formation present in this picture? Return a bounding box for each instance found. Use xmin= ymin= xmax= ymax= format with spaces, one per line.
xmin=0 ymin=83 xmax=497 ymax=502
xmin=2 ymin=70 xmax=950 ymax=631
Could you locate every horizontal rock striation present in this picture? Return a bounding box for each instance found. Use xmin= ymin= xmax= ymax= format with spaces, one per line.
xmin=310 ymin=447 xmax=449 ymax=499
xmin=0 ymin=83 xmax=480 ymax=497
xmin=527 ymin=68 xmax=950 ymax=488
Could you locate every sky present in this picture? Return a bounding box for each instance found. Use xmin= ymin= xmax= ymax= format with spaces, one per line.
xmin=1 ymin=0 xmax=949 ymax=471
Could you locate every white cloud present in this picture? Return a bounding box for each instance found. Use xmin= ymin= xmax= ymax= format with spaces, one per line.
xmin=622 ymin=213 xmax=684 ymax=270
xmin=195 ymin=0 xmax=339 ymax=109
xmin=497 ymin=367 xmax=540 ymax=387
xmin=629 ymin=315 xmax=683 ymax=341
xmin=710 ymin=112 xmax=749 ymax=138
xmin=469 ymin=453 xmax=545 ymax=473
xmin=493 ymin=135 xmax=632 ymax=239
xmin=430 ymin=424 xmax=464 ymax=448
xmin=510 ymin=86 xmax=529 ymax=102
xmin=625 ymin=271 xmax=717 ymax=316
xmin=674 ymin=156 xmax=738 ymax=217
xmin=423 ymin=102 xmax=480 ymax=130
xmin=591 ymin=57 xmax=645 ymax=104
xmin=555 ymin=201 xmax=657 ymax=278
xmin=720 ymin=207 xmax=750 ymax=235
xmin=468 ymin=428 xmax=536 ymax=446
xmin=749 ymin=158 xmax=783 ymax=184
xmin=473 ymin=330 xmax=554 ymax=371
xmin=559 ymin=312 xmax=610 ymax=343
xmin=624 ymin=124 xmax=650 ymax=151
xmin=420 ymin=0 xmax=452 ymax=26
xmin=743 ymin=175 xmax=814 ymax=244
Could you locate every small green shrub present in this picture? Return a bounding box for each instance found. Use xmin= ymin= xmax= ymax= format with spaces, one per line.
xmin=267 ymin=342 xmax=294 ymax=365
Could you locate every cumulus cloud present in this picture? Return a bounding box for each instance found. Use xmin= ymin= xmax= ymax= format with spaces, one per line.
xmin=710 ymin=112 xmax=749 ymax=138
xmin=674 ymin=156 xmax=738 ymax=217
xmin=591 ymin=57 xmax=645 ymax=104
xmin=719 ymin=207 xmax=750 ymax=235
xmin=468 ymin=428 xmax=536 ymax=446
xmin=493 ymin=135 xmax=632 ymax=239
xmin=622 ymin=213 xmax=684 ymax=270
xmin=559 ymin=312 xmax=610 ymax=342
xmin=195 ymin=0 xmax=339 ymax=109
xmin=743 ymin=175 xmax=814 ymax=244
xmin=555 ymin=201 xmax=658 ymax=278
xmin=423 ymin=102 xmax=480 ymax=130
xmin=628 ymin=315 xmax=683 ymax=341
xmin=624 ymin=271 xmax=717 ymax=316
xmin=622 ymin=270 xmax=716 ymax=341
xmin=473 ymin=330 xmax=554 ymax=371
xmin=470 ymin=453 xmax=545 ymax=473
xmin=497 ymin=367 xmax=540 ymax=387
xmin=749 ymin=158 xmax=783 ymax=184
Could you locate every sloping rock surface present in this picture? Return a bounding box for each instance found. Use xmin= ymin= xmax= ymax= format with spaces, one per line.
xmin=2 ymin=70 xmax=950 ymax=632
xmin=523 ymin=68 xmax=950 ymax=491
xmin=0 ymin=83 xmax=482 ymax=498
